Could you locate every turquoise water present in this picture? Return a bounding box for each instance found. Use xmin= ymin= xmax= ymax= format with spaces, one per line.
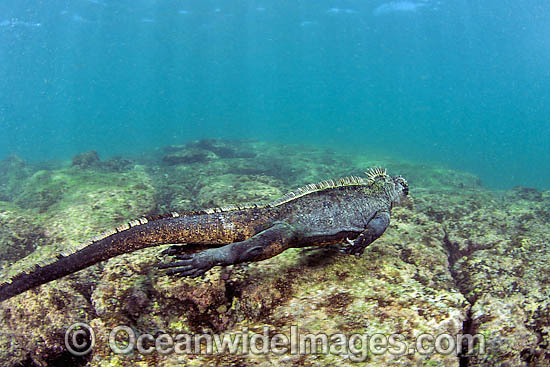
xmin=0 ymin=0 xmax=549 ymax=189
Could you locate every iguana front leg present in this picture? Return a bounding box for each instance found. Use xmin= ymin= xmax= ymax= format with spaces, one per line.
xmin=159 ymin=222 xmax=298 ymax=278
xmin=340 ymin=210 xmax=390 ymax=256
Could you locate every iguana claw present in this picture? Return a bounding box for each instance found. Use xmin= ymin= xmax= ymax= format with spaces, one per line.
xmin=159 ymin=250 xmax=219 ymax=278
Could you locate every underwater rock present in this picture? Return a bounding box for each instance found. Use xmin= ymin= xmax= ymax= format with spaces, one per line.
xmin=187 ymin=139 xmax=256 ymax=159
xmin=162 ymin=139 xmax=256 ymax=166
xmin=428 ymin=185 xmax=550 ymax=366
xmin=72 ymin=151 xmax=134 ymax=172
xmin=507 ymin=185 xmax=543 ymax=201
xmin=100 ymin=156 xmax=134 ymax=172
xmin=0 ymin=165 xmax=157 ymax=366
xmin=71 ymin=150 xmax=100 ymax=169
xmin=13 ymin=165 xmax=156 ymax=217
xmin=0 ymin=283 xmax=94 ymax=367
xmin=162 ymin=146 xmax=219 ymax=165
xmin=13 ymin=170 xmax=68 ymax=212
xmin=0 ymin=154 xmax=26 ymax=171
xmin=0 ymin=154 xmax=30 ymax=201
xmin=195 ymin=173 xmax=283 ymax=208
xmin=0 ymin=202 xmax=48 ymax=262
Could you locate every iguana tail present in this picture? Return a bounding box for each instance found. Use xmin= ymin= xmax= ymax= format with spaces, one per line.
xmin=0 ymin=210 xmax=257 ymax=302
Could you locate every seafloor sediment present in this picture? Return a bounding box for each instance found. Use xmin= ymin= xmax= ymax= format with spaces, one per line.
xmin=0 ymin=140 xmax=548 ymax=367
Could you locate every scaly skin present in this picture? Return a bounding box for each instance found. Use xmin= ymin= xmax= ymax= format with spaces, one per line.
xmin=0 ymin=169 xmax=408 ymax=302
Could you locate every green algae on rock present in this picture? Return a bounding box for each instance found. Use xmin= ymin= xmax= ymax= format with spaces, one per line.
xmin=0 ymin=141 xmax=549 ymax=367
xmin=0 ymin=202 xmax=48 ymax=263
xmin=0 ymin=155 xmax=31 ymax=202
xmin=0 ymin=163 xmax=157 ymax=366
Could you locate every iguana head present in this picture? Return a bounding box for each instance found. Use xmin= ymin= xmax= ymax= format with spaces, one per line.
xmin=365 ymin=167 xmax=409 ymax=204
xmin=391 ymin=175 xmax=409 ymax=203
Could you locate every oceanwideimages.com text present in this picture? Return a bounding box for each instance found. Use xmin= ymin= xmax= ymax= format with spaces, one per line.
xmin=66 ymin=323 xmax=486 ymax=361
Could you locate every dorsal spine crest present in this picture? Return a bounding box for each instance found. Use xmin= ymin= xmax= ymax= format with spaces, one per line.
xmin=365 ymin=167 xmax=388 ymax=184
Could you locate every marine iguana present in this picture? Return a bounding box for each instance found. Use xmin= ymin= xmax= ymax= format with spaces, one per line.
xmin=0 ymin=168 xmax=408 ymax=302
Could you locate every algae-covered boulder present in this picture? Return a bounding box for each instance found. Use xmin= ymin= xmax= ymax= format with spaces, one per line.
xmin=40 ymin=165 xmax=156 ymax=244
xmin=162 ymin=139 xmax=256 ymax=166
xmin=99 ymin=156 xmax=135 ymax=173
xmin=163 ymin=146 xmax=219 ymax=165
xmin=0 ymin=281 xmax=94 ymax=367
xmin=13 ymin=165 xmax=155 ymax=227
xmin=186 ymin=139 xmax=257 ymax=159
xmin=195 ymin=173 xmax=284 ymax=209
xmin=13 ymin=169 xmax=69 ymax=212
xmin=0 ymin=164 xmax=157 ymax=366
xmin=0 ymin=155 xmax=30 ymax=201
xmin=71 ymin=150 xmax=135 ymax=172
xmin=72 ymin=150 xmax=101 ymax=169
xmin=0 ymin=202 xmax=48 ymax=263
xmin=447 ymin=188 xmax=550 ymax=366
